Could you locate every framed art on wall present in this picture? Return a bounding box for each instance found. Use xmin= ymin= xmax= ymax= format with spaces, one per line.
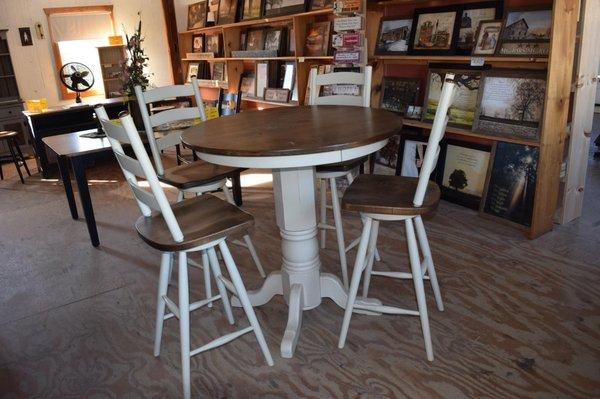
xmin=423 ymin=68 xmax=481 ymax=128
xmin=192 ymin=34 xmax=204 ymax=52
xmin=205 ymin=33 xmax=223 ymax=56
xmin=245 ymin=28 xmax=266 ymax=50
xmin=471 ymin=20 xmax=502 ymax=55
xmin=374 ymin=17 xmax=412 ymax=55
xmin=481 ymin=142 xmax=538 ymax=227
xmin=264 ymin=0 xmax=307 ymax=17
xmin=408 ymin=6 xmax=460 ymax=55
xmin=436 ymin=139 xmax=491 ymax=209
xmin=496 ymin=6 xmax=552 ymax=57
xmin=187 ymin=1 xmax=208 ymax=30
xmin=217 ymin=0 xmax=239 ymax=25
xmin=379 ymin=77 xmax=420 ymax=116
xmin=456 ymin=1 xmax=502 ymax=55
xmin=241 ymin=0 xmax=263 ymax=20
xmin=304 ymin=22 xmax=331 ymax=56
xmin=473 ymin=69 xmax=546 ymax=141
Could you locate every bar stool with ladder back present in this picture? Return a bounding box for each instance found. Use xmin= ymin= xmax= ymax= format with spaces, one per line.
xmin=96 ymin=108 xmax=273 ymax=399
xmin=308 ymin=66 xmax=381 ymax=289
xmin=134 ymin=77 xmax=266 ymax=279
xmin=0 ymin=130 xmax=31 ymax=184
xmin=337 ymin=74 xmax=458 ymax=361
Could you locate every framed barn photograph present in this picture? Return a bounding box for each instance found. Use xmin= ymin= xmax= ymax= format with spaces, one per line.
xmin=187 ymin=1 xmax=208 ymax=30
xmin=408 ymin=6 xmax=460 ymax=55
xmin=473 ymin=69 xmax=546 ymax=141
xmin=379 ymin=77 xmax=420 ymax=116
xmin=456 ymin=1 xmax=502 ymax=54
xmin=496 ymin=6 xmax=552 ymax=57
xmin=375 ymin=17 xmax=412 ymax=55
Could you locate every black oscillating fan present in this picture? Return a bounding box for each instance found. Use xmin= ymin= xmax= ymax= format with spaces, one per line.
xmin=59 ymin=62 xmax=95 ymax=103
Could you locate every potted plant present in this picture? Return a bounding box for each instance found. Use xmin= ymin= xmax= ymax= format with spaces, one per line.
xmin=121 ymin=16 xmax=150 ymax=129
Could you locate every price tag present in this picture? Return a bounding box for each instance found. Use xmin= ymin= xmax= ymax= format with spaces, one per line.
xmin=470 ymin=57 xmax=485 ymax=67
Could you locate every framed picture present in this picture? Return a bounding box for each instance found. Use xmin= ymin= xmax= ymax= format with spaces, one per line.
xmin=191 ymin=34 xmax=204 ymax=52
xmin=423 ymin=68 xmax=481 ymax=128
xmin=481 ymin=142 xmax=538 ymax=227
xmin=187 ymin=1 xmax=208 ymax=30
xmin=264 ymin=28 xmax=285 ymax=54
xmin=279 ymin=61 xmax=296 ymax=90
xmin=288 ymin=27 xmax=296 ymax=54
xmin=406 ymin=106 xmax=422 ymax=120
xmin=398 ymin=129 xmax=436 ymax=178
xmin=207 ymin=0 xmax=220 ymax=25
xmin=264 ymin=88 xmax=291 ymax=102
xmin=436 ymin=139 xmax=491 ymax=209
xmin=373 ymin=134 xmax=402 ymax=176
xmin=186 ymin=62 xmax=200 ymax=82
xmin=264 ymin=0 xmax=307 ymax=17
xmin=241 ymin=0 xmax=263 ymax=20
xmin=379 ymin=77 xmax=420 ymax=116
xmin=205 ymin=33 xmax=223 ymax=56
xmin=240 ymin=32 xmax=247 ymax=50
xmin=310 ymin=0 xmax=333 ymax=10
xmin=212 ymin=62 xmax=226 ymax=81
xmin=239 ymin=73 xmax=256 ymax=97
xmin=472 ymin=20 xmax=502 ymax=55
xmin=496 ymin=6 xmax=552 ymax=57
xmin=374 ymin=17 xmax=412 ymax=55
xmin=304 ymin=21 xmax=331 ymax=57
xmin=245 ymin=28 xmax=266 ymax=51
xmin=408 ymin=6 xmax=460 ymax=55
xmin=218 ymin=0 xmax=238 ymax=25
xmin=473 ymin=69 xmax=546 ymax=141
xmin=255 ymin=61 xmax=269 ymax=99
xmin=456 ymin=1 xmax=502 ymax=55
xmin=18 ymin=27 xmax=33 ymax=46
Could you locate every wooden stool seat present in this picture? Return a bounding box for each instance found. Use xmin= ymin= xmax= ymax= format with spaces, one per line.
xmin=159 ymin=161 xmax=241 ymax=190
xmin=135 ymin=194 xmax=253 ymax=252
xmin=0 ymin=130 xmax=18 ymax=139
xmin=316 ymin=156 xmax=367 ymax=173
xmin=342 ymin=174 xmax=440 ymax=216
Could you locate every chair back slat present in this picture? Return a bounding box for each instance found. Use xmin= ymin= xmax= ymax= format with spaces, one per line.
xmin=413 ymin=73 xmax=457 ymax=207
xmin=308 ymin=66 xmax=372 ymax=108
xmin=101 ymin=118 xmax=133 ymax=144
xmin=94 ymin=105 xmax=185 ymax=242
xmin=156 ymin=131 xmax=183 ymax=152
xmin=134 ymin=76 xmax=206 ymax=175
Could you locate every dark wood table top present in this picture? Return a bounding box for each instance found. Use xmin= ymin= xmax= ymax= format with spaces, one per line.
xmin=181 ymin=106 xmax=403 ymax=157
xmin=42 ymin=129 xmax=112 ymax=157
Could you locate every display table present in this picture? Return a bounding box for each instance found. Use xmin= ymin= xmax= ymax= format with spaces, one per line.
xmin=182 ymin=105 xmax=402 ymax=358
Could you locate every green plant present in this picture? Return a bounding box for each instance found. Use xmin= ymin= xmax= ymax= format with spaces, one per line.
xmin=122 ymin=15 xmax=150 ymax=97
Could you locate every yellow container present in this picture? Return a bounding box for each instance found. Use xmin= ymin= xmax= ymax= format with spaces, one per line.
xmin=25 ymin=98 xmax=48 ymax=112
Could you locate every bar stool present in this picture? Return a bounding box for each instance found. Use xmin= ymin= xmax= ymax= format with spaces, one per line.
xmin=0 ymin=131 xmax=31 ymax=184
xmin=97 ymin=109 xmax=273 ymax=399
xmin=338 ymin=74 xmax=457 ymax=361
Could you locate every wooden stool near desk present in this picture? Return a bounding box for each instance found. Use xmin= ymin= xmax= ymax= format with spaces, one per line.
xmin=337 ymin=74 xmax=458 ymax=362
xmin=0 ymin=130 xmax=31 ymax=184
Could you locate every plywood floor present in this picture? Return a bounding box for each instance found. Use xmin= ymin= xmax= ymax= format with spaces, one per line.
xmin=0 ymin=128 xmax=598 ymax=398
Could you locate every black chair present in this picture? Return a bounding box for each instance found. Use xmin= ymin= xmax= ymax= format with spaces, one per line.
xmin=0 ymin=131 xmax=31 ymax=184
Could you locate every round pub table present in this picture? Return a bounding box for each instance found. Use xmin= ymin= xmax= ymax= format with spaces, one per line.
xmin=182 ymin=105 xmax=402 ymax=358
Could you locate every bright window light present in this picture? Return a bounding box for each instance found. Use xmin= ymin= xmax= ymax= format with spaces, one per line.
xmin=57 ymin=38 xmax=108 ymax=95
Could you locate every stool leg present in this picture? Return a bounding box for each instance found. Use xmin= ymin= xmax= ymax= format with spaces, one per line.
xmin=207 ymin=247 xmax=235 ymax=325
xmin=414 ymin=216 xmax=444 ymax=312
xmin=0 ymin=160 xmax=3 ymax=180
xmin=361 ymin=220 xmax=380 ymax=299
xmin=154 ymin=252 xmax=171 ymax=356
xmin=406 ymin=218 xmax=433 ymax=361
xmin=7 ymin=139 xmax=24 ymax=184
xmin=13 ymin=138 xmax=31 ymax=176
xmin=338 ymin=217 xmax=372 ymax=349
xmin=218 ymin=241 xmax=274 ymax=366
xmin=178 ymin=251 xmax=191 ymax=399
xmin=202 ymin=250 xmax=213 ymax=308
xmin=319 ymin=178 xmax=327 ymax=249
xmin=329 ymin=177 xmax=348 ymax=289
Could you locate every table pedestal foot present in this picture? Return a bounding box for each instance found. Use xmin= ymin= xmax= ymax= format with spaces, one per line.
xmin=231 ymin=271 xmax=283 ymax=307
xmin=281 ymin=284 xmax=304 ymax=358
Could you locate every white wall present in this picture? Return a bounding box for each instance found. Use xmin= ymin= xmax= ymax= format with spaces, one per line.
xmin=0 ymin=0 xmax=174 ymax=105
xmin=174 ymin=0 xmax=197 ymax=33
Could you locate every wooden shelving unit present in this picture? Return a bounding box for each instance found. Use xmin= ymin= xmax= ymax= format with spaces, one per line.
xmin=97 ymin=45 xmax=126 ymax=99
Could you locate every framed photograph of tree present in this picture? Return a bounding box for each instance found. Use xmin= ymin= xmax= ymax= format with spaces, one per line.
xmin=481 ymin=142 xmax=539 ymax=227
xmin=408 ymin=5 xmax=461 ymax=55
xmin=435 ymin=139 xmax=491 ymax=209
xmin=473 ymin=69 xmax=546 ymax=141
xmin=455 ymin=1 xmax=502 ymax=55
xmin=423 ymin=67 xmax=482 ymax=128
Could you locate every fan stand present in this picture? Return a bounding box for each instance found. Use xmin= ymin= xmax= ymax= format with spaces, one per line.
xmin=75 ymin=92 xmax=82 ymax=103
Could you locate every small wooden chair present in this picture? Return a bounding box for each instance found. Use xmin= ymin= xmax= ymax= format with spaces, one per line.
xmin=134 ymin=78 xmax=266 ymax=278
xmin=0 ymin=130 xmax=31 ymax=184
xmin=97 ymin=108 xmax=273 ymax=399
xmin=338 ymin=74 xmax=458 ymax=361
xmin=217 ymin=89 xmax=242 ymax=116
xmin=308 ymin=66 xmax=373 ymax=289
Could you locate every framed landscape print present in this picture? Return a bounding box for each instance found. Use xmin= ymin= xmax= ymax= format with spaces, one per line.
xmin=409 ymin=6 xmax=460 ymax=55
xmin=481 ymin=142 xmax=539 ymax=227
xmin=436 ymin=139 xmax=491 ymax=209
xmin=375 ymin=17 xmax=412 ymax=55
xmin=245 ymin=28 xmax=266 ymax=50
xmin=304 ymin=22 xmax=331 ymax=56
xmin=472 ymin=20 xmax=502 ymax=55
xmin=218 ymin=0 xmax=238 ymax=25
xmin=187 ymin=1 xmax=208 ymax=30
xmin=241 ymin=0 xmax=263 ymax=20
xmin=379 ymin=77 xmax=420 ymax=116
xmin=192 ymin=34 xmax=204 ymax=52
xmin=473 ymin=69 xmax=546 ymax=141
xmin=205 ymin=33 xmax=223 ymax=56
xmin=264 ymin=0 xmax=307 ymax=17
xmin=496 ymin=6 xmax=552 ymax=57
xmin=423 ymin=68 xmax=481 ymax=128
xmin=456 ymin=1 xmax=502 ymax=55
xmin=373 ymin=134 xmax=402 ymax=175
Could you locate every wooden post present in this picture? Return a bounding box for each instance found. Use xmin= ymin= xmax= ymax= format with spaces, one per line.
xmin=161 ymin=0 xmax=183 ymax=84
xmin=557 ymin=0 xmax=600 ymax=224
xmin=529 ymin=0 xmax=580 ymax=238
